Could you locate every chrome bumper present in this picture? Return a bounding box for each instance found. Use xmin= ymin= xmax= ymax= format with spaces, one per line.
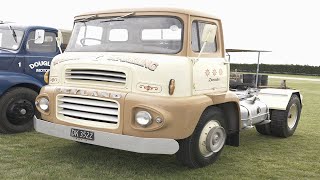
xmin=34 ymin=116 xmax=179 ymax=155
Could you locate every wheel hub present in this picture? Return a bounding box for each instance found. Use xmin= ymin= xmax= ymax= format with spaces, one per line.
xmin=199 ymin=120 xmax=226 ymax=157
xmin=206 ymin=126 xmax=226 ymax=153
xmin=6 ymin=99 xmax=34 ymax=126
xmin=287 ymin=104 xmax=298 ymax=129
xmin=20 ymin=109 xmax=27 ymax=115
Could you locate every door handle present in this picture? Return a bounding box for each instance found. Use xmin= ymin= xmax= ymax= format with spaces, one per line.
xmin=224 ymin=61 xmax=230 ymax=65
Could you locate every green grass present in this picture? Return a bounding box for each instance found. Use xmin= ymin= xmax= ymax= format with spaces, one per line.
xmin=1 ymin=77 xmax=320 ymax=179
xmin=266 ymin=73 xmax=320 ymax=79
xmin=239 ymin=72 xmax=320 ymax=79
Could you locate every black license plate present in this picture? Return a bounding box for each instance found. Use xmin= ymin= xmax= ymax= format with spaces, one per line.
xmin=70 ymin=128 xmax=95 ymax=141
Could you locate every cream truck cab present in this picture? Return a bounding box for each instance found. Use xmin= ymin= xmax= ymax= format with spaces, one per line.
xmin=34 ymin=8 xmax=302 ymax=168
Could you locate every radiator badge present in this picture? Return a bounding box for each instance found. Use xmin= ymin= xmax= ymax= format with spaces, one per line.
xmin=55 ymin=88 xmax=121 ymax=99
xmin=137 ymin=83 xmax=162 ymax=93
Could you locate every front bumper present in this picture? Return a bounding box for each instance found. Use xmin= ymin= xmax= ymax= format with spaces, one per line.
xmin=34 ymin=116 xmax=179 ymax=155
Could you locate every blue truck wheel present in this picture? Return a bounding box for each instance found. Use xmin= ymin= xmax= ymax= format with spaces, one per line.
xmin=0 ymin=87 xmax=38 ymax=133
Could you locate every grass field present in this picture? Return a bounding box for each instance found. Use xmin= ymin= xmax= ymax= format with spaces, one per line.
xmin=1 ymin=76 xmax=320 ymax=179
xmin=267 ymin=73 xmax=320 ymax=79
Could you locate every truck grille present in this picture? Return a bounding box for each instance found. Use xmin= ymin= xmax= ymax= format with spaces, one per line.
xmin=65 ymin=69 xmax=126 ymax=85
xmin=57 ymin=96 xmax=119 ymax=128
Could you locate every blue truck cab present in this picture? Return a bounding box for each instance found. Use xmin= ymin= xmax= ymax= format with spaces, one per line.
xmin=0 ymin=22 xmax=70 ymax=133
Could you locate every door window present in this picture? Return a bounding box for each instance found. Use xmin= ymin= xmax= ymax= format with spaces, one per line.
xmin=26 ymin=31 xmax=57 ymax=53
xmin=191 ymin=21 xmax=217 ymax=53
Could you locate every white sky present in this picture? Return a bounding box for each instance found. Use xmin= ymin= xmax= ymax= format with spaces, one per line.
xmin=1 ymin=0 xmax=319 ymax=66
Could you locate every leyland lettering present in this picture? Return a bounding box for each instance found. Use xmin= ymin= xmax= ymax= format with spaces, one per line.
xmin=55 ymin=88 xmax=122 ymax=99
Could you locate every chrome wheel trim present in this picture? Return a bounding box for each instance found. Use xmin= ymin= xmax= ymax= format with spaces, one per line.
xmin=199 ymin=120 xmax=226 ymax=157
xmin=287 ymin=103 xmax=298 ymax=129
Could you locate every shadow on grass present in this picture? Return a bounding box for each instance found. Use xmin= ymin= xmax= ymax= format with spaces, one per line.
xmin=42 ymin=141 xmax=192 ymax=176
xmin=36 ymin=129 xmax=305 ymax=177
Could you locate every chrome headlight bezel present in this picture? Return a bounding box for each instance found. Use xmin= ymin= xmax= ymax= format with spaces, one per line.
xmin=135 ymin=111 xmax=152 ymax=127
xmin=38 ymin=97 xmax=50 ymax=111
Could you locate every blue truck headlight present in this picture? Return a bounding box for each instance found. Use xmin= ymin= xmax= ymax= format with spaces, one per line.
xmin=135 ymin=111 xmax=152 ymax=127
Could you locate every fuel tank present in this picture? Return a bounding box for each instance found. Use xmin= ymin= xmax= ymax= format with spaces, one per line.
xmin=235 ymin=89 xmax=269 ymax=129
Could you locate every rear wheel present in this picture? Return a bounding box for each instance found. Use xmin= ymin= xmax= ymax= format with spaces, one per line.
xmin=176 ymin=107 xmax=226 ymax=168
xmin=269 ymin=94 xmax=301 ymax=137
xmin=256 ymin=94 xmax=301 ymax=137
xmin=0 ymin=87 xmax=38 ymax=134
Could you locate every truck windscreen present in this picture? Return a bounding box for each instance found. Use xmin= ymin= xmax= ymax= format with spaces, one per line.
xmin=66 ymin=16 xmax=183 ymax=54
xmin=0 ymin=28 xmax=24 ymax=50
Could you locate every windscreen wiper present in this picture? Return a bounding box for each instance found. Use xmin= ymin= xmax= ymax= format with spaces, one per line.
xmin=8 ymin=25 xmax=17 ymax=43
xmin=100 ymin=12 xmax=135 ymax=23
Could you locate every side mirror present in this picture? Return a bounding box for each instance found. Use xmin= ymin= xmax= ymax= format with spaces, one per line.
xmin=56 ymin=30 xmax=63 ymax=47
xmin=56 ymin=30 xmax=63 ymax=53
xmin=201 ymin=24 xmax=217 ymax=43
xmin=34 ymin=29 xmax=45 ymax=44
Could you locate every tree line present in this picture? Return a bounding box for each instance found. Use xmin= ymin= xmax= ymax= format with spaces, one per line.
xmin=230 ymin=63 xmax=320 ymax=76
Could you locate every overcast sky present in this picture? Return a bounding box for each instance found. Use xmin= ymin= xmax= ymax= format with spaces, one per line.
xmin=1 ymin=0 xmax=319 ymax=66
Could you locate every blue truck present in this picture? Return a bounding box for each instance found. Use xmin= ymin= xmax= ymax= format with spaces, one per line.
xmin=0 ymin=22 xmax=70 ymax=133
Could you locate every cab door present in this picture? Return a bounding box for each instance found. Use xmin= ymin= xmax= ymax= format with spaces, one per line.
xmin=24 ymin=29 xmax=59 ymax=84
xmin=190 ymin=18 xmax=229 ymax=95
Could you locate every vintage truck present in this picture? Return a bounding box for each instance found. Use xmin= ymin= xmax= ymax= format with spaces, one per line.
xmin=34 ymin=8 xmax=302 ymax=168
xmin=0 ymin=22 xmax=70 ymax=133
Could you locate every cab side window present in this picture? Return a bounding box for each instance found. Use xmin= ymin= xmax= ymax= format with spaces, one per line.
xmin=26 ymin=31 xmax=57 ymax=53
xmin=191 ymin=21 xmax=217 ymax=53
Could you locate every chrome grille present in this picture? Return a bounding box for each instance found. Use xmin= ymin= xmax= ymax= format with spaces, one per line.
xmin=57 ymin=96 xmax=119 ymax=128
xmin=65 ymin=69 xmax=126 ymax=85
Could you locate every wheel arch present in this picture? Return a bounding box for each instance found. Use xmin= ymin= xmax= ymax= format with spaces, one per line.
xmin=292 ymin=92 xmax=303 ymax=108
xmin=258 ymin=89 xmax=303 ymax=111
xmin=201 ymin=101 xmax=240 ymax=147
xmin=9 ymin=83 xmax=42 ymax=93
xmin=0 ymin=72 xmax=44 ymax=96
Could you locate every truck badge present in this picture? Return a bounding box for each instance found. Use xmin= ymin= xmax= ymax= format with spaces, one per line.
xmin=55 ymin=88 xmax=121 ymax=99
xmin=212 ymin=69 xmax=217 ymax=76
xmin=205 ymin=69 xmax=210 ymax=77
xmin=137 ymin=83 xmax=162 ymax=93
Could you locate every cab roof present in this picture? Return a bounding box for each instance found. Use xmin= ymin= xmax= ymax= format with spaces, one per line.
xmin=75 ymin=8 xmax=220 ymax=20
xmin=0 ymin=23 xmax=58 ymax=31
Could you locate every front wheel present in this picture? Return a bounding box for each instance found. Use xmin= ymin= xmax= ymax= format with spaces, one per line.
xmin=0 ymin=87 xmax=38 ymax=134
xmin=176 ymin=107 xmax=226 ymax=168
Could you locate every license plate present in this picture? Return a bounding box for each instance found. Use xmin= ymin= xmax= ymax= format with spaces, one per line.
xmin=70 ymin=128 xmax=95 ymax=141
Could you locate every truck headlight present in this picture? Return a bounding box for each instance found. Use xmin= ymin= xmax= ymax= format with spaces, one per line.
xmin=38 ymin=97 xmax=49 ymax=111
xmin=135 ymin=111 xmax=152 ymax=127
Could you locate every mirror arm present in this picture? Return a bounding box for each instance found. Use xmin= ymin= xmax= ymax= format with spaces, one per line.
xmin=196 ymin=41 xmax=207 ymax=59
xmin=193 ymin=40 xmax=207 ymax=65
xmin=56 ymin=37 xmax=62 ymax=54
xmin=193 ymin=24 xmax=217 ymax=65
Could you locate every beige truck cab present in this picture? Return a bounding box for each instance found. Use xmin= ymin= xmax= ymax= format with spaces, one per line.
xmin=34 ymin=8 xmax=302 ymax=168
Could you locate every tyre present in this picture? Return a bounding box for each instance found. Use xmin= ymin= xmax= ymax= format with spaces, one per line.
xmin=255 ymin=123 xmax=271 ymax=135
xmin=243 ymin=74 xmax=255 ymax=86
xmin=176 ymin=107 xmax=226 ymax=168
xmin=260 ymin=75 xmax=268 ymax=86
xmin=0 ymin=87 xmax=38 ymax=134
xmin=269 ymin=94 xmax=302 ymax=137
